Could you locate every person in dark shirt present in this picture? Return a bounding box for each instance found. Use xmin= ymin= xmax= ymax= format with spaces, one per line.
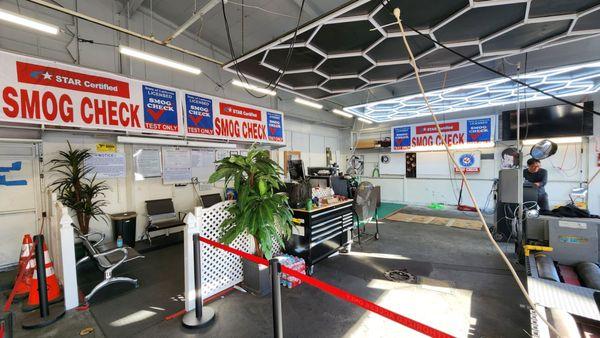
xmin=523 ymin=158 xmax=549 ymax=211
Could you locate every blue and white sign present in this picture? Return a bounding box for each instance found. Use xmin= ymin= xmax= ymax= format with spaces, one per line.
xmin=142 ymin=85 xmax=179 ymax=132
xmin=453 ymin=151 xmax=481 ymax=173
xmin=266 ymin=112 xmax=283 ymax=142
xmin=392 ymin=126 xmax=411 ymax=151
xmin=467 ymin=118 xmax=492 ymax=143
xmin=185 ymin=94 xmax=214 ymax=135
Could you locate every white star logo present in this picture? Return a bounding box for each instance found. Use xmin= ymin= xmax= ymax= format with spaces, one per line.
xmin=41 ymin=71 xmax=52 ymax=80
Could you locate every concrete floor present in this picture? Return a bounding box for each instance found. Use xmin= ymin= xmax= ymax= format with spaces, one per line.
xmin=2 ymin=209 xmax=530 ymax=337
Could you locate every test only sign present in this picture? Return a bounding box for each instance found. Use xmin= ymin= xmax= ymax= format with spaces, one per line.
xmin=391 ymin=115 xmax=495 ymax=152
xmin=182 ymin=90 xmax=285 ymax=144
xmin=0 ymin=49 xmax=285 ymax=145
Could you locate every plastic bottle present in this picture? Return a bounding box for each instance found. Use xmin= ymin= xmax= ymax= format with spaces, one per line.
xmin=117 ymin=235 xmax=123 ymax=248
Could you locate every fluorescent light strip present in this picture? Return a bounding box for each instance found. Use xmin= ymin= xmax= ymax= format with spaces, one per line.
xmin=119 ymin=45 xmax=201 ymax=75
xmin=332 ymin=109 xmax=353 ymax=118
xmin=294 ymin=97 xmax=323 ymax=109
xmin=357 ymin=117 xmax=373 ymax=124
xmin=522 ymin=137 xmax=583 ymax=145
xmin=0 ymin=8 xmax=58 ymax=34
xmin=231 ymin=80 xmax=276 ymax=96
xmin=117 ymin=136 xmax=236 ymax=148
xmin=398 ymin=142 xmax=496 ymax=152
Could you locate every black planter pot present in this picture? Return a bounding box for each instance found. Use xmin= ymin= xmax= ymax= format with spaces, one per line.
xmin=242 ymin=259 xmax=271 ymax=296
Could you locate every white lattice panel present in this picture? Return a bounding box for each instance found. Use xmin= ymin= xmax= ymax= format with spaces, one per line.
xmin=197 ymin=201 xmax=251 ymax=298
xmin=195 ymin=200 xmax=286 ymax=299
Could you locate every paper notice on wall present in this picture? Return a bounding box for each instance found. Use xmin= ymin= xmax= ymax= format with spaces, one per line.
xmin=216 ymin=149 xmax=229 ymax=162
xmin=162 ymin=147 xmax=192 ymax=184
xmin=134 ymin=148 xmax=162 ymax=179
xmin=87 ymin=153 xmax=126 ymax=178
xmin=191 ymin=149 xmax=215 ymax=168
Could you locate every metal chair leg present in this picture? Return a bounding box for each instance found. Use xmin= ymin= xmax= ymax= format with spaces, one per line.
xmin=85 ymin=277 xmax=139 ymax=302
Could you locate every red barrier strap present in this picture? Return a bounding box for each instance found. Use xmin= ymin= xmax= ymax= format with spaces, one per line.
xmin=197 ymin=236 xmax=453 ymax=338
xmin=199 ymin=236 xmax=269 ymax=267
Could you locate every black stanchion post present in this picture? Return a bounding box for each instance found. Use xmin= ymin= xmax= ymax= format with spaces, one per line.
xmin=270 ymin=259 xmax=283 ymax=338
xmin=22 ymin=235 xmax=64 ymax=329
xmin=182 ymin=233 xmax=215 ymax=329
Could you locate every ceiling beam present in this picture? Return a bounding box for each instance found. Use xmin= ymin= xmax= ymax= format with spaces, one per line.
xmin=293 ymin=0 xmax=319 ymax=19
xmin=127 ymin=0 xmax=145 ymax=17
xmin=163 ymin=0 xmax=221 ymax=43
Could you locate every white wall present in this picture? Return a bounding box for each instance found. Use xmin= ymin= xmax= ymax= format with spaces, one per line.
xmin=275 ymin=117 xmax=349 ymax=174
xmin=40 ymin=131 xmax=224 ymax=240
xmin=349 ymin=94 xmax=600 ymax=213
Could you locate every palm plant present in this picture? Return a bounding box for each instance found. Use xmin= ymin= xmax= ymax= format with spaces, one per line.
xmin=208 ymin=146 xmax=293 ymax=259
xmin=49 ymin=142 xmax=109 ymax=234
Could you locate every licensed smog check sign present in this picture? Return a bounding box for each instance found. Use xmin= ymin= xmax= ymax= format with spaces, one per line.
xmin=182 ymin=90 xmax=286 ymax=145
xmin=0 ymin=50 xmax=286 ymax=144
xmin=185 ymin=93 xmax=214 ymax=135
xmin=391 ymin=115 xmax=495 ymax=152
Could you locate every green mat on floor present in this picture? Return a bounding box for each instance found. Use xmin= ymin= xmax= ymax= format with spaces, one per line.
xmin=377 ymin=202 xmax=405 ymax=219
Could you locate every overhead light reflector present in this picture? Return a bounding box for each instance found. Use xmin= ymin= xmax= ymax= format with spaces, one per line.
xmin=358 ymin=117 xmax=373 ymax=124
xmin=0 ymin=8 xmax=59 ymax=35
xmin=332 ymin=109 xmax=353 ymax=118
xmin=522 ymin=137 xmax=582 ymax=145
xmin=231 ymin=80 xmax=276 ymax=96
xmin=294 ymin=97 xmax=323 ymax=109
xmin=119 ymin=45 xmax=201 ymax=75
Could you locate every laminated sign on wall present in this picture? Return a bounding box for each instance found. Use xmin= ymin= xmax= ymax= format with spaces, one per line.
xmin=391 ymin=116 xmax=495 ymax=152
xmin=453 ymin=151 xmax=481 ymax=173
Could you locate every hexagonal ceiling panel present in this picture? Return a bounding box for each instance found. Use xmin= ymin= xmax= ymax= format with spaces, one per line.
xmin=223 ymin=0 xmax=600 ymax=101
xmin=346 ymin=60 xmax=600 ymax=122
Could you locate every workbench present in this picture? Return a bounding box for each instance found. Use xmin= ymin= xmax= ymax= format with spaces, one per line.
xmin=286 ymin=199 xmax=353 ymax=275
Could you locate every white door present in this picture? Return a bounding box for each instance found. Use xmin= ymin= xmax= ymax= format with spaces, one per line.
xmin=0 ymin=142 xmax=40 ymax=269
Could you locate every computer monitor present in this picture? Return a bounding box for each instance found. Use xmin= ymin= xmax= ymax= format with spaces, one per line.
xmin=288 ymin=159 xmax=305 ymax=181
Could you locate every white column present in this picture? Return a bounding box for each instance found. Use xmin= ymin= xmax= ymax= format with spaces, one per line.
xmin=183 ymin=209 xmax=201 ymax=312
xmin=59 ymin=206 xmax=79 ymax=310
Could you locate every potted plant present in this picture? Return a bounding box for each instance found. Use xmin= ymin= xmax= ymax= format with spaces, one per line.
xmin=209 ymin=146 xmax=293 ymax=295
xmin=49 ymin=142 xmax=109 ymax=258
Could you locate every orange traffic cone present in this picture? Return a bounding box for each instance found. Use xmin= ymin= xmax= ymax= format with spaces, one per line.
xmin=22 ymin=243 xmax=63 ymax=312
xmin=12 ymin=234 xmax=34 ymax=299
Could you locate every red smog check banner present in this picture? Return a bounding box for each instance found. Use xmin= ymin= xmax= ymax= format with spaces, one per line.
xmin=0 ymin=50 xmax=285 ymax=144
xmin=183 ymin=90 xmax=284 ymax=144
xmin=391 ymin=115 xmax=495 ymax=152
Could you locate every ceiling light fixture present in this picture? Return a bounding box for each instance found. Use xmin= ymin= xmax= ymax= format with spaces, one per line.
xmin=294 ymin=97 xmax=323 ymax=109
xmin=522 ymin=136 xmax=582 ymax=145
xmin=231 ymin=80 xmax=276 ymax=96
xmin=357 ymin=117 xmax=373 ymax=124
xmin=0 ymin=8 xmax=59 ymax=34
xmin=346 ymin=60 xmax=600 ymax=123
xmin=332 ymin=109 xmax=353 ymax=118
xmin=119 ymin=45 xmax=201 ymax=75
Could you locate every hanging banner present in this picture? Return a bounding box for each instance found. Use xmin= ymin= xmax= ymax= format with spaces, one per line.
xmin=182 ymin=90 xmax=286 ymax=145
xmin=0 ymin=50 xmax=183 ymax=135
xmin=391 ymin=115 xmax=495 ymax=152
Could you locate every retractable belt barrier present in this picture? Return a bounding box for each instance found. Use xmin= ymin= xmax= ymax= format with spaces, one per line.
xmin=198 ymin=236 xmax=453 ymax=338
